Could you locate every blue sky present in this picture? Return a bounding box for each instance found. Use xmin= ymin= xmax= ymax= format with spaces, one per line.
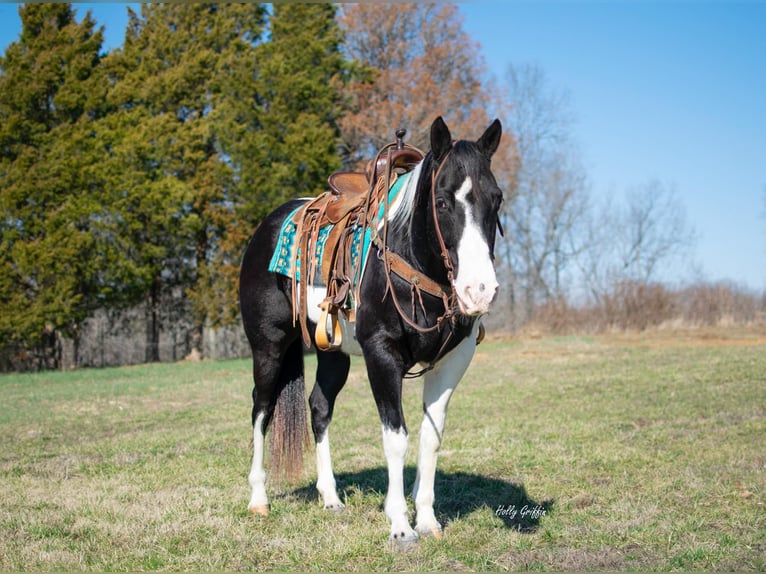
xmin=460 ymin=2 xmax=765 ymax=290
xmin=1 ymin=2 xmax=764 ymax=290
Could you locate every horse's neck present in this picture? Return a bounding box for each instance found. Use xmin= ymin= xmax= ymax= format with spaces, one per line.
xmin=392 ymin=161 xmax=449 ymax=287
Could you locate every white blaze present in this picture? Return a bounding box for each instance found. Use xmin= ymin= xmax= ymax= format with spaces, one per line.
xmin=453 ymin=177 xmax=498 ymax=315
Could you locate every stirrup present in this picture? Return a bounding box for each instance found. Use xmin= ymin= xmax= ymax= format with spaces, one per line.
xmin=315 ymin=298 xmax=343 ymax=351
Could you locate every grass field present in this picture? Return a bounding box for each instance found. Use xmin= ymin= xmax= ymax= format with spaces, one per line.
xmin=1 ymin=328 xmax=764 ymax=571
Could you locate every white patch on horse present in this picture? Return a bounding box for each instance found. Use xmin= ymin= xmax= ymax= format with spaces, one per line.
xmin=315 ymin=430 xmax=344 ymax=510
xmin=381 ymin=425 xmax=418 ymax=542
xmin=453 ymin=177 xmax=498 ymax=315
xmin=305 ymin=285 xmax=325 ymax=324
xmin=247 ymin=412 xmax=269 ymax=513
xmin=305 ymin=285 xmax=362 ymax=355
xmin=413 ymin=319 xmax=479 ymax=536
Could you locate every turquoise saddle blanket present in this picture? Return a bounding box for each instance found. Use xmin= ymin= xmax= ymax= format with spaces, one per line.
xmin=268 ymin=172 xmax=411 ymax=285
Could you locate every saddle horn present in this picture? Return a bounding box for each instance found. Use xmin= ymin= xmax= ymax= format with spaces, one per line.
xmin=395 ymin=128 xmax=406 ymax=150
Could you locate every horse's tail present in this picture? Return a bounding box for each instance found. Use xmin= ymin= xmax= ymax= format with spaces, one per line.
xmin=269 ymin=337 xmax=310 ymax=483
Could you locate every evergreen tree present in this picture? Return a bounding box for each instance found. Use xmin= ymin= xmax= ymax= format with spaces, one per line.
xmin=1 ymin=3 xmax=350 ymax=367
xmin=188 ymin=3 xmax=349 ymax=329
xmin=0 ymin=4 xmax=107 ymax=365
xmin=236 ymin=3 xmax=347 ymax=222
xmin=99 ymin=4 xmax=266 ymax=359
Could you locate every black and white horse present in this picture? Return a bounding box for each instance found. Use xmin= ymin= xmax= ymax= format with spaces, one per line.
xmin=239 ymin=117 xmax=503 ymax=544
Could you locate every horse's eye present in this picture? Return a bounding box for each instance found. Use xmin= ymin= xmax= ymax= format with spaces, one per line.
xmin=436 ymin=198 xmax=448 ymax=211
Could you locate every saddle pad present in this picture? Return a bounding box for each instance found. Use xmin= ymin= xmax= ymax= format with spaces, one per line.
xmin=267 ymin=172 xmax=411 ymax=285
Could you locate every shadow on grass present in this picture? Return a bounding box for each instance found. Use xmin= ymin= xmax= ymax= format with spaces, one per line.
xmin=290 ymin=466 xmax=554 ymax=533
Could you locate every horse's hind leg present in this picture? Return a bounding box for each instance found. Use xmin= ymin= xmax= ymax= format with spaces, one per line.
xmin=248 ymin=334 xmax=305 ymax=515
xmin=247 ymin=343 xmax=284 ymax=515
xmin=241 ymin=200 xmax=309 ymax=515
xmin=309 ymin=350 xmax=350 ymax=511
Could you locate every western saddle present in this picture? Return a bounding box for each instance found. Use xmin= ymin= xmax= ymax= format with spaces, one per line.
xmin=289 ymin=129 xmax=424 ymax=351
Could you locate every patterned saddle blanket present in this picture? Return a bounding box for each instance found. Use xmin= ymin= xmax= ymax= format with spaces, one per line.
xmin=267 ymin=171 xmax=411 ymax=287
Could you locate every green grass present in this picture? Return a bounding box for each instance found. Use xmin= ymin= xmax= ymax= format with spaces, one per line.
xmin=1 ymin=331 xmax=764 ymax=570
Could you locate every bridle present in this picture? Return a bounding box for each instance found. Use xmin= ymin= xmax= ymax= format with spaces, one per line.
xmin=429 ymin=146 xmax=457 ymax=290
xmin=370 ymin=145 xmax=471 ymax=376
xmin=374 ymin=148 xmax=457 ymax=318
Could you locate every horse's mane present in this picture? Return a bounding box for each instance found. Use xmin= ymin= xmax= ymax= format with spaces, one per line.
xmin=387 ymin=157 xmax=426 ymax=239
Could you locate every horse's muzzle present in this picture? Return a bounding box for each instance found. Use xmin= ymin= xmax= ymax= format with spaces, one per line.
xmin=455 ymin=279 xmax=499 ymax=316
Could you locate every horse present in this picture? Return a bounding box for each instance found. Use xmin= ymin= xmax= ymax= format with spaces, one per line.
xmin=239 ymin=116 xmax=504 ymax=544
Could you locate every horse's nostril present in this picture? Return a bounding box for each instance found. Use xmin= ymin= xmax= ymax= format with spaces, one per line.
xmin=479 ymin=283 xmax=486 ymax=293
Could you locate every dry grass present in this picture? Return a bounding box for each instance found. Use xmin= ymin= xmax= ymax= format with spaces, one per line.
xmin=1 ymin=328 xmax=764 ymax=570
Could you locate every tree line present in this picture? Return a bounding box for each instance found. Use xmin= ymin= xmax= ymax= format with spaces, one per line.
xmin=0 ymin=4 xmax=499 ymax=370
xmin=1 ymin=4 xmax=761 ymax=371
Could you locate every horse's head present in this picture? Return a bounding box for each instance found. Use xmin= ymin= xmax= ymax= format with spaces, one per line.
xmin=428 ymin=116 xmax=503 ymax=316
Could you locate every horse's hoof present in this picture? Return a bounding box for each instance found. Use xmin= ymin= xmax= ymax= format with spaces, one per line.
xmin=248 ymin=504 xmax=270 ymax=516
xmin=417 ymin=526 xmax=443 ymax=539
xmin=324 ymin=502 xmax=345 ymax=514
xmin=389 ymin=530 xmax=419 ymax=551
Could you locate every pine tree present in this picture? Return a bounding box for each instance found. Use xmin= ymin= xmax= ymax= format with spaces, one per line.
xmin=0 ymin=4 xmax=106 ymax=366
xmin=1 ymin=3 xmax=351 ymax=366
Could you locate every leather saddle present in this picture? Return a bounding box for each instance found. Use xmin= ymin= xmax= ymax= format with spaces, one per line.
xmin=326 ymin=142 xmax=423 ymax=224
xmin=289 ymin=129 xmax=424 ymax=351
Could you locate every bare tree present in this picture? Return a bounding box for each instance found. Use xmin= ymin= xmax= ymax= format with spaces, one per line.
xmin=337 ymin=4 xmax=498 ymax=162
xmin=762 ymin=184 xmax=766 ymax=264
xmin=338 ymin=4 xmax=520 ymax=331
xmin=580 ymin=180 xmax=697 ymax=307
xmin=496 ymin=63 xmax=590 ymax=329
xmin=620 ymin=181 xmax=696 ymax=282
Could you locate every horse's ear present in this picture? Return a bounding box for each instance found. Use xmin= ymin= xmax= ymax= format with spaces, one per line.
xmin=430 ymin=116 xmax=452 ymax=161
xmin=477 ymin=119 xmax=502 ymax=160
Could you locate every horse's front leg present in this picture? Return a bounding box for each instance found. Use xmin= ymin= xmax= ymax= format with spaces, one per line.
xmin=413 ymin=321 xmax=479 ymax=538
xmin=364 ymin=338 xmax=418 ymax=545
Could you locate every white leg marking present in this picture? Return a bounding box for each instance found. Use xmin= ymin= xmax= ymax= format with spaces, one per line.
xmin=413 ymin=320 xmax=479 ymax=537
xmin=248 ymin=412 xmax=269 ymax=514
xmin=454 ymin=177 xmax=498 ymax=315
xmin=382 ymin=426 xmax=418 ymax=543
xmin=315 ymin=431 xmax=344 ymax=510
